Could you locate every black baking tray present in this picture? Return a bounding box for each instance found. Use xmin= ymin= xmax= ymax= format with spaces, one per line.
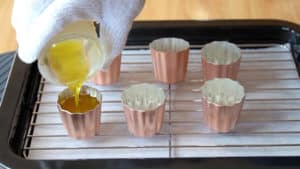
xmin=0 ymin=51 xmax=15 ymax=105
xmin=1 ymin=20 xmax=300 ymax=169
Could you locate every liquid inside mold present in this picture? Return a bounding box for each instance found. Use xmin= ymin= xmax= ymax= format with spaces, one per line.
xmin=122 ymin=83 xmax=165 ymax=111
xmin=202 ymin=78 xmax=245 ymax=106
xmin=202 ymin=41 xmax=241 ymax=65
xmin=60 ymin=94 xmax=99 ymax=113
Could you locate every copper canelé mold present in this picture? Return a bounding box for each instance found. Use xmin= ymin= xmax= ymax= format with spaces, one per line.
xmin=121 ymin=83 xmax=166 ymax=137
xmin=90 ymin=54 xmax=121 ymax=85
xmin=201 ymin=41 xmax=241 ymax=81
xmin=57 ymin=85 xmax=102 ymax=139
xmin=150 ymin=38 xmax=189 ymax=84
xmin=201 ymin=78 xmax=245 ymax=133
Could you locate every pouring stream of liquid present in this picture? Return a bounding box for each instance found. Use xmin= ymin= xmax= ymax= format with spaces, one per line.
xmin=47 ymin=39 xmax=90 ymax=110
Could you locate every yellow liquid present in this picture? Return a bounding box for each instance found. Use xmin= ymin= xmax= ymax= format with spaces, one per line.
xmin=60 ymin=94 xmax=99 ymax=113
xmin=47 ymin=39 xmax=89 ymax=108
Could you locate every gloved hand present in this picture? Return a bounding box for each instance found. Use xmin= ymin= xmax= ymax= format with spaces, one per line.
xmin=11 ymin=0 xmax=145 ymax=68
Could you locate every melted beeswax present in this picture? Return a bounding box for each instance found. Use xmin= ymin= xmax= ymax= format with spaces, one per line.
xmin=60 ymin=94 xmax=99 ymax=113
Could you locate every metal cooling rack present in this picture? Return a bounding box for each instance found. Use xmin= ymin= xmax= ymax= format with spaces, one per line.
xmin=23 ymin=44 xmax=300 ymax=159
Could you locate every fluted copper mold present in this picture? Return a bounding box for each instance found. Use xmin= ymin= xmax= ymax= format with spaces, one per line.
xmin=121 ymin=83 xmax=166 ymax=137
xmin=201 ymin=78 xmax=245 ymax=133
xmin=57 ymin=85 xmax=102 ymax=139
xmin=90 ymin=55 xmax=121 ymax=85
xmin=150 ymin=38 xmax=189 ymax=84
xmin=201 ymin=41 xmax=241 ymax=81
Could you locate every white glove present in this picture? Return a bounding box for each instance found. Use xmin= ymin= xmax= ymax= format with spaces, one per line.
xmin=11 ymin=0 xmax=145 ymax=68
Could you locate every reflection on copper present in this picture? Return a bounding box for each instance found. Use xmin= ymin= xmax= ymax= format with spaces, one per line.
xmin=90 ymin=55 xmax=121 ymax=85
xmin=57 ymin=86 xmax=102 ymax=139
xmin=150 ymin=38 xmax=189 ymax=84
xmin=202 ymin=57 xmax=241 ymax=81
xmin=202 ymin=97 xmax=245 ymax=133
xmin=123 ymin=102 xmax=165 ymax=137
